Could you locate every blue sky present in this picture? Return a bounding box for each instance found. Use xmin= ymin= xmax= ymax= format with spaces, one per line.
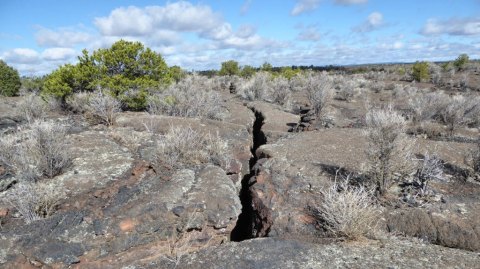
xmin=1 ymin=0 xmax=479 ymax=75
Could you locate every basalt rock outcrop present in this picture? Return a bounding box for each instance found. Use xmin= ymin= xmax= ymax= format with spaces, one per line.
xmin=127 ymin=237 xmax=480 ymax=268
xmin=0 ymin=110 xmax=252 ymax=268
xmin=289 ymin=105 xmax=317 ymax=132
xmin=245 ymin=127 xmax=480 ymax=251
xmin=1 ymin=94 xmax=479 ymax=268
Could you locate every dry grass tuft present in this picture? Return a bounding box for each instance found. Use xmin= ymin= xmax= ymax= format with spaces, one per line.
xmin=313 ymin=178 xmax=381 ymax=240
xmin=154 ymin=126 xmax=229 ymax=168
xmin=3 ymin=181 xmax=63 ymax=224
xmin=0 ymin=120 xmax=71 ymax=180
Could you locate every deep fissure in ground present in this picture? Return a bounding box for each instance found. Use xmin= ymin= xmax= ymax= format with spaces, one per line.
xmin=231 ymin=109 xmax=267 ymax=242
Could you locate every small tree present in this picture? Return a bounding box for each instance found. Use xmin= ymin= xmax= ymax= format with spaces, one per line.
xmin=169 ymin=66 xmax=186 ymax=83
xmin=261 ymin=62 xmax=273 ymax=72
xmin=412 ymin=61 xmax=430 ymax=82
xmin=219 ymin=60 xmax=240 ymax=76
xmin=453 ymin=54 xmax=469 ymax=71
xmin=41 ymin=64 xmax=76 ymax=101
xmin=240 ymin=65 xmax=256 ymax=78
xmin=0 ymin=60 xmax=21 ymax=96
xmin=42 ymin=40 xmax=172 ymax=109
xmin=280 ymin=66 xmax=300 ymax=80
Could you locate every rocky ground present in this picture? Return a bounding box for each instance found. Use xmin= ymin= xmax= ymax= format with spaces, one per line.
xmin=0 ymin=84 xmax=479 ymax=268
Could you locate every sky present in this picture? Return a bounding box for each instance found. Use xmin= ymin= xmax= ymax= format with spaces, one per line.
xmin=1 ymin=0 xmax=479 ymax=76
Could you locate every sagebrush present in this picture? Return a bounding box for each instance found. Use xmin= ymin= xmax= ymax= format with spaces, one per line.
xmin=364 ymin=106 xmax=415 ymax=195
xmin=148 ymin=74 xmax=226 ymax=120
xmin=3 ymin=181 xmax=63 ymax=224
xmin=0 ymin=120 xmax=71 ymax=180
xmin=313 ymin=179 xmax=380 ymax=239
xmin=154 ymin=126 xmax=229 ymax=168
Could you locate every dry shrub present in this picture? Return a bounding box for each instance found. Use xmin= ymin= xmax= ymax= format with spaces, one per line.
xmin=442 ymin=95 xmax=480 ymax=132
xmin=148 ymin=74 xmax=226 ymax=120
xmin=66 ymin=92 xmax=92 ymax=113
xmin=429 ymin=63 xmax=442 ymax=84
xmin=464 ymin=96 xmax=480 ymax=128
xmin=236 ymin=72 xmax=292 ymax=108
xmin=473 ymin=145 xmax=480 ymax=174
xmin=86 ymin=91 xmax=121 ymax=126
xmin=364 ymin=71 xmax=386 ymax=81
xmin=27 ymin=120 xmax=71 ymax=179
xmin=43 ymin=95 xmax=64 ymax=112
xmin=414 ymin=153 xmax=444 ymax=193
xmin=155 ymin=126 xmax=229 ymax=168
xmin=3 ymin=181 xmax=63 ymax=224
xmin=17 ymin=94 xmax=45 ymax=123
xmin=305 ymin=73 xmax=334 ymax=118
xmin=408 ymin=92 xmax=448 ymax=125
xmin=270 ymin=76 xmax=292 ymax=108
xmin=392 ymin=84 xmax=407 ymax=98
xmin=67 ymin=91 xmax=122 ymax=125
xmin=313 ymin=179 xmax=380 ymax=240
xmin=0 ymin=135 xmax=17 ymax=174
xmin=459 ymin=72 xmax=469 ymax=91
xmin=0 ymin=120 xmax=71 ymax=180
xmin=410 ymin=92 xmax=480 ymax=135
xmin=237 ymin=71 xmax=273 ymax=101
xmin=370 ymin=81 xmax=385 ymax=93
xmin=336 ymin=80 xmax=356 ymax=102
xmin=466 ymin=140 xmax=480 ymax=175
xmin=364 ymin=106 xmax=415 ymax=195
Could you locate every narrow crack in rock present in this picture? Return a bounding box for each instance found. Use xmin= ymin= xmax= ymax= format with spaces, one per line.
xmin=231 ymin=108 xmax=267 ymax=241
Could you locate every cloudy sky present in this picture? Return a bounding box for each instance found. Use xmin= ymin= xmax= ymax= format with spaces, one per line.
xmin=1 ymin=0 xmax=479 ymax=76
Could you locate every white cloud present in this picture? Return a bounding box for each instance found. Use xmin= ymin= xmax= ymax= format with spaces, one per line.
xmin=236 ymin=25 xmax=257 ymax=38
xmin=410 ymin=43 xmax=424 ymax=50
xmin=204 ymin=23 xmax=233 ymax=41
xmin=1 ymin=47 xmax=79 ymax=75
xmin=41 ymin=48 xmax=76 ymax=61
xmin=94 ymin=2 xmax=223 ymax=36
xmin=221 ymin=35 xmax=272 ymax=50
xmin=94 ymin=3 xmax=272 ymax=51
xmin=35 ymin=27 xmax=91 ymax=47
xmin=94 ymin=6 xmax=154 ymax=36
xmin=291 ymin=0 xmax=321 ymax=16
xmin=149 ymin=30 xmax=182 ymax=46
xmin=421 ymin=18 xmax=480 ymax=36
xmin=335 ymin=0 xmax=367 ymax=5
xmin=378 ymin=41 xmax=404 ymax=50
xmin=353 ymin=12 xmax=384 ymax=32
xmin=2 ymin=48 xmax=40 ymax=64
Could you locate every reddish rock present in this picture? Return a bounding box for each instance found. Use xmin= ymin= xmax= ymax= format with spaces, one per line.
xmin=119 ymin=218 xmax=137 ymax=233
xmin=0 ymin=207 xmax=9 ymax=217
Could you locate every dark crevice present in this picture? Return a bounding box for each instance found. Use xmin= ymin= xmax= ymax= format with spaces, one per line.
xmin=231 ymin=109 xmax=267 ymax=242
